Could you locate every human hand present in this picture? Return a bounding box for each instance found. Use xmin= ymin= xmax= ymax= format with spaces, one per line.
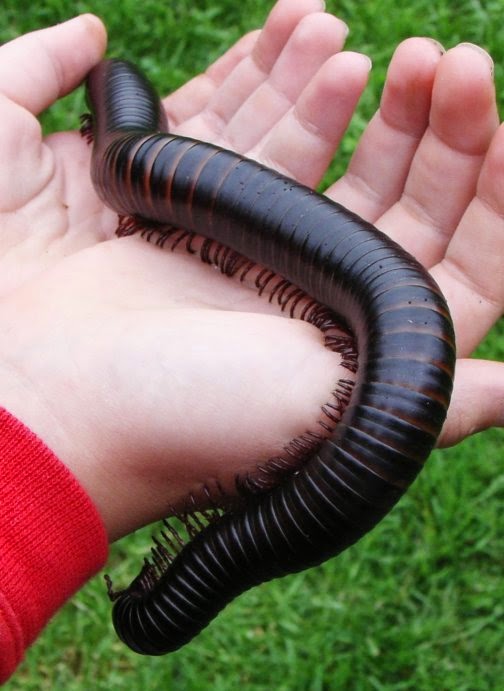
xmin=0 ymin=0 xmax=371 ymax=540
xmin=324 ymin=38 xmax=504 ymax=447
xmin=2 ymin=0 xmax=502 ymax=546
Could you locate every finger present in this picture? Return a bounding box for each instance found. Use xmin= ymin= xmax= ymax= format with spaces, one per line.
xmin=221 ymin=12 xmax=349 ymax=151
xmin=0 ymin=15 xmax=106 ymax=115
xmin=252 ymin=0 xmax=326 ymax=73
xmin=379 ymin=43 xmax=498 ymax=264
xmin=326 ymin=37 xmax=443 ymax=219
xmin=438 ymin=358 xmax=504 ymax=447
xmin=251 ymin=51 xmax=371 ymax=186
xmin=163 ymin=30 xmax=260 ymax=127
xmin=431 ymin=123 xmax=504 ymax=356
xmin=174 ymin=0 xmax=326 ymax=140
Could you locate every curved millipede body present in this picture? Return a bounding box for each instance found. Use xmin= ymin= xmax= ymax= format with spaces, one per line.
xmin=85 ymin=59 xmax=456 ymax=655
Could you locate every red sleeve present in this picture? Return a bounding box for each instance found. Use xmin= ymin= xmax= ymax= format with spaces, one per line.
xmin=0 ymin=407 xmax=109 ymax=684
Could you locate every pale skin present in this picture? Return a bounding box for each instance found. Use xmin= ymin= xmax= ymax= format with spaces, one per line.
xmin=0 ymin=0 xmax=502 ymax=543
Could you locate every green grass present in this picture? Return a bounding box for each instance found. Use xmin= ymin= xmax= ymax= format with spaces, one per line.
xmin=1 ymin=1 xmax=503 ymax=689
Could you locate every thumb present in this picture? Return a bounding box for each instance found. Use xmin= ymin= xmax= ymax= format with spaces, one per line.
xmin=0 ymin=14 xmax=106 ymax=114
xmin=438 ymin=358 xmax=504 ymax=447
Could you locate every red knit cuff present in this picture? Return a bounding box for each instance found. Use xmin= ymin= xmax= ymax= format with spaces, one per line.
xmin=0 ymin=407 xmax=108 ymax=684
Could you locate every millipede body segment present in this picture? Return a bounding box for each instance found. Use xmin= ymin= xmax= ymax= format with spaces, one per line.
xmin=85 ymin=59 xmax=456 ymax=655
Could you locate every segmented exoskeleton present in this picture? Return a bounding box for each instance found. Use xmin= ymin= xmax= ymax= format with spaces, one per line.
xmin=85 ymin=59 xmax=456 ymax=655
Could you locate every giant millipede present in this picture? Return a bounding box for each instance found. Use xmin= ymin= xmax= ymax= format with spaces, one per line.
xmin=84 ymin=58 xmax=456 ymax=655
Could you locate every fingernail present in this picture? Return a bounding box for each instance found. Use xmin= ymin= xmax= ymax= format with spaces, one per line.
xmin=457 ymin=42 xmax=494 ymax=74
xmin=426 ymin=37 xmax=445 ymax=55
xmin=364 ymin=55 xmax=373 ymax=72
xmin=339 ymin=20 xmax=350 ymax=39
xmin=339 ymin=50 xmax=371 ymax=72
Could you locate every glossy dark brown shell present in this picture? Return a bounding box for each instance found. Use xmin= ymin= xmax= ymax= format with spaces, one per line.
xmin=86 ymin=59 xmax=455 ymax=655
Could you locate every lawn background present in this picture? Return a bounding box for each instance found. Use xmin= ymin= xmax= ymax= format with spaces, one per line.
xmin=1 ymin=1 xmax=503 ymax=689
